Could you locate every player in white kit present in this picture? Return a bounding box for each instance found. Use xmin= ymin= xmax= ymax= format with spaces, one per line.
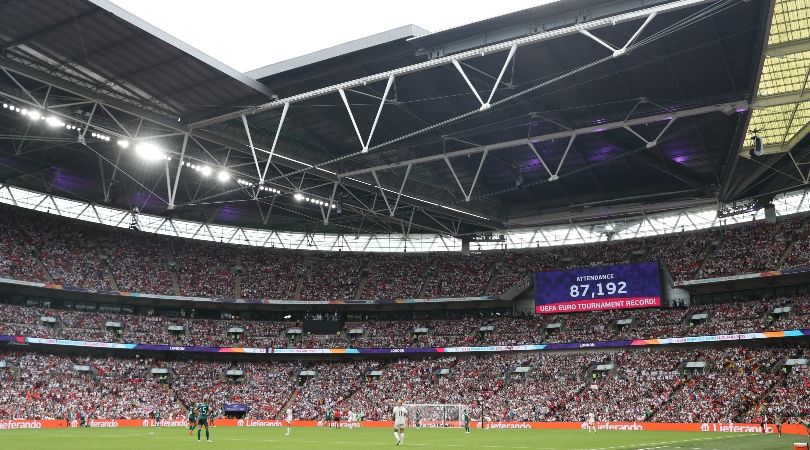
xmin=587 ymin=412 xmax=596 ymax=433
xmin=284 ymin=408 xmax=293 ymax=436
xmin=393 ymin=400 xmax=408 ymax=446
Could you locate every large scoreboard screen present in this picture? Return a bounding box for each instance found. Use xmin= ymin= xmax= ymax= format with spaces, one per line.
xmin=534 ymin=262 xmax=662 ymax=314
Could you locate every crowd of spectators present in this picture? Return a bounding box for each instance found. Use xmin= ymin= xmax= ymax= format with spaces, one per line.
xmin=655 ymin=347 xmax=790 ymax=422
xmin=2 ymin=205 xmax=810 ymax=301
xmin=700 ymin=219 xmax=800 ymax=279
xmin=299 ymin=253 xmax=365 ymax=301
xmin=174 ymin=240 xmax=236 ymax=298
xmin=95 ymin=228 xmax=175 ymax=295
xmin=240 ymin=247 xmax=305 ymax=300
xmin=2 ymin=295 xmax=810 ymax=349
xmin=18 ymin=214 xmax=109 ymax=290
xmin=423 ymin=253 xmax=499 ymax=298
xmin=783 ymin=224 xmax=810 ymax=269
xmin=360 ymin=254 xmax=432 ymax=300
xmin=0 ymin=345 xmax=806 ymax=423
xmin=0 ymin=208 xmax=46 ymax=283
xmin=750 ymin=364 xmax=810 ymax=420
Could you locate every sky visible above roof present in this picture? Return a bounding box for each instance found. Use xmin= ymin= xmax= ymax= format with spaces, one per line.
xmin=109 ymin=0 xmax=555 ymax=73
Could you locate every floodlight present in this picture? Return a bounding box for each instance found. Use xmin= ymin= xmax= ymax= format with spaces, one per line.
xmin=135 ymin=142 xmax=165 ymax=161
xmin=45 ymin=117 xmax=64 ymax=127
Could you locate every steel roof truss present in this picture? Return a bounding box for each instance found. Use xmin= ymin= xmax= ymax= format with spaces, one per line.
xmin=579 ymin=12 xmax=657 ymax=58
xmin=338 ymin=74 xmax=395 ymax=153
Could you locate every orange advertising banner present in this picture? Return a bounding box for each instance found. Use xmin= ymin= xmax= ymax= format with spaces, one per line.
xmin=0 ymin=419 xmax=806 ymax=436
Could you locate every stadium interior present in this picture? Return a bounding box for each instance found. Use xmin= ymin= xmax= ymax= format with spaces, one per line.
xmin=1 ymin=0 xmax=810 ymax=448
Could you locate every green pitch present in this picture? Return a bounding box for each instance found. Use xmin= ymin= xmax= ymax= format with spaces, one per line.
xmin=0 ymin=426 xmax=803 ymax=449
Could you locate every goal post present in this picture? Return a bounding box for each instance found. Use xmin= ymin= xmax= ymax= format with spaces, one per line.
xmin=404 ymin=403 xmax=466 ymax=428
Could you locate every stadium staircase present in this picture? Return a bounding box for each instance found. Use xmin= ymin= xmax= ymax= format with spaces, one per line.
xmin=277 ymin=388 xmax=300 ymax=419
xmin=777 ymin=223 xmax=807 ymax=269
xmin=293 ymin=274 xmax=303 ymax=300
xmin=169 ymin=269 xmax=180 ymax=295
xmin=416 ymin=256 xmax=437 ymax=298
xmin=93 ymin=242 xmax=119 ymax=291
xmin=498 ymin=274 xmax=533 ymax=300
xmin=484 ymin=253 xmax=505 ymax=295
xmin=233 ymin=254 xmax=242 ymax=299
xmin=29 ymin=247 xmax=54 ymax=284
xmin=739 ymin=359 xmax=791 ymax=420
xmin=695 ymin=231 xmax=723 ymax=278
xmin=353 ymin=256 xmax=371 ymax=299
xmin=10 ymin=224 xmax=54 ymax=283
xmin=649 ymin=378 xmax=695 ymax=421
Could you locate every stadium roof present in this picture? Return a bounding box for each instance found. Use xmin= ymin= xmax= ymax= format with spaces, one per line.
xmin=0 ymin=0 xmax=794 ymax=237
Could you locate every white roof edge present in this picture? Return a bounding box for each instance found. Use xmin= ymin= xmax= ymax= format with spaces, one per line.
xmin=245 ymin=24 xmax=430 ymax=80
xmin=406 ymin=0 xmax=561 ymax=42
xmin=89 ymin=0 xmax=272 ymax=96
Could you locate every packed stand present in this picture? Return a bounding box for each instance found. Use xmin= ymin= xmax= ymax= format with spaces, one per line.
xmin=18 ymin=215 xmax=109 ymax=290
xmin=700 ymin=219 xmax=800 ymax=278
xmin=240 ymin=247 xmax=304 ymax=299
xmin=0 ymin=345 xmax=807 ymax=422
xmin=299 ymin=253 xmax=364 ymax=301
xmin=0 ymin=207 xmax=45 ymax=283
xmin=654 ymin=346 xmax=789 ymax=422
xmin=174 ymin=240 xmax=236 ymax=298
xmin=423 ymin=253 xmax=498 ymax=298
xmin=360 ymin=254 xmax=432 ymax=300
xmin=95 ymin=228 xmax=175 ymax=295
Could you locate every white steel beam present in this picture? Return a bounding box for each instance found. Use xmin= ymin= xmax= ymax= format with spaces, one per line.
xmin=240 ymin=114 xmax=263 ymax=184
xmin=370 ymin=170 xmax=394 ymax=216
xmin=443 ymin=149 xmax=489 ymax=201
xmin=526 ymin=141 xmax=554 ymax=178
xmin=391 ymin=163 xmax=412 ymax=216
xmin=550 ymin=135 xmax=576 ymax=181
xmin=323 ymin=181 xmax=339 ymax=224
xmin=261 ymin=101 xmax=289 ymax=181
xmin=168 ymin=133 xmax=189 ymax=209
xmin=190 ymin=0 xmax=711 ymax=129
xmin=622 ymin=117 xmax=676 ymax=149
xmin=338 ymin=74 xmax=395 ymax=152
xmin=339 ymin=101 xmax=745 ymax=178
xmin=580 ymin=13 xmax=657 ymax=57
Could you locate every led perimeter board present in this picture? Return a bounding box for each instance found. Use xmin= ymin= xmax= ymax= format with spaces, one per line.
xmin=534 ymin=262 xmax=662 ymax=314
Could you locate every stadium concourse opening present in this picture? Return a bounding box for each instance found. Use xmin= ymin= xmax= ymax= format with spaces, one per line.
xmin=1 ymin=0 xmax=810 ymax=448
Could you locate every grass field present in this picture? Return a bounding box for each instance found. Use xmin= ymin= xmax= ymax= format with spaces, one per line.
xmin=0 ymin=427 xmax=805 ymax=450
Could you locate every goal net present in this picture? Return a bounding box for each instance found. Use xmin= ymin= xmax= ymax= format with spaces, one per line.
xmin=405 ymin=403 xmax=466 ymax=428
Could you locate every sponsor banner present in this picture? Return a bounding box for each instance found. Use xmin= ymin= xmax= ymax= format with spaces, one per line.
xmin=544 ymin=340 xmax=633 ymax=350
xmin=21 ymin=338 xmax=267 ymax=355
xmin=6 ymin=328 xmax=810 ymax=356
xmin=535 ymin=262 xmax=662 ymax=314
xmin=443 ymin=344 xmax=546 ymax=353
xmin=537 ymin=297 xmax=661 ymax=314
xmin=272 ymin=348 xmax=354 ymax=355
xmin=0 ymin=419 xmax=806 ymax=434
xmin=25 ymin=337 xmax=136 ymax=350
